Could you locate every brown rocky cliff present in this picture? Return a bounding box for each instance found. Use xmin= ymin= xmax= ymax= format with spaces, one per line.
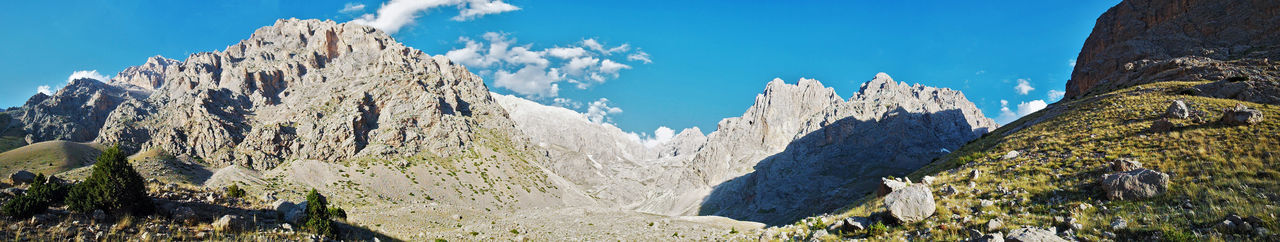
xmin=1066 ymin=0 xmax=1280 ymax=98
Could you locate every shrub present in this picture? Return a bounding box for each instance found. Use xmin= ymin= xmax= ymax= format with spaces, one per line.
xmin=867 ymin=221 xmax=888 ymax=236
xmin=66 ymin=146 xmax=153 ymax=216
xmin=225 ymin=184 xmax=245 ymax=198
xmin=303 ymin=189 xmax=336 ymax=237
xmin=2 ymin=174 xmax=68 ymax=219
xmin=327 ymin=207 xmax=347 ymax=220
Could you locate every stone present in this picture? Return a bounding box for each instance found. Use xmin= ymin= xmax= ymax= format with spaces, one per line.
xmin=974 ymin=232 xmax=1004 ymax=242
xmin=1101 ymin=168 xmax=1170 ymax=200
xmin=9 ymin=170 xmax=36 ymax=185
xmin=91 ymin=210 xmax=107 ymax=222
xmin=980 ymin=200 xmax=995 ymax=208
xmin=970 ymin=170 xmax=981 ymax=180
xmin=212 ymin=215 xmax=242 ymax=232
xmin=1166 ymin=100 xmax=1189 ymax=119
xmin=883 ymin=184 xmax=936 ymax=223
xmin=1220 ymin=104 xmax=1264 ymax=125
xmin=939 ymin=185 xmax=958 ymax=196
xmin=1149 ymin=119 xmax=1174 ymax=132
xmin=1110 ymin=158 xmax=1143 ymax=172
xmin=1 ymin=187 xmax=24 ymax=197
xmin=921 ymin=176 xmax=936 ymax=185
xmin=877 ymin=177 xmax=908 ymax=197
xmin=169 ymin=206 xmax=198 ymax=225
xmin=987 ymin=218 xmax=1004 ymax=232
xmin=837 ymin=217 xmax=868 ymax=232
xmin=1110 ymin=217 xmax=1127 ymax=230
xmin=1002 ymin=151 xmax=1019 ymax=160
xmin=1005 ymin=227 xmax=1068 ymax=242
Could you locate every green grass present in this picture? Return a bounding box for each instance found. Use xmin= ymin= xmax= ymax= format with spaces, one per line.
xmin=0 ymin=140 xmax=104 ymax=178
xmin=809 ymin=81 xmax=1280 ymax=240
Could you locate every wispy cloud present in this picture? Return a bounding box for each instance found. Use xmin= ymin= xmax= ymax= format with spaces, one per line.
xmin=445 ymin=32 xmax=649 ymax=98
xmin=340 ymin=2 xmax=366 ymax=13
xmin=1014 ymin=78 xmax=1034 ymax=95
xmin=350 ymin=0 xmax=519 ymax=34
xmin=1047 ymin=89 xmax=1065 ymax=102
xmin=585 ymin=98 xmax=623 ymax=124
xmin=995 ymin=99 xmax=1047 ymax=125
xmin=68 ymin=70 xmax=108 ymax=82
xmin=627 ymin=51 xmax=652 ymax=64
xmin=37 ymin=85 xmax=54 ymax=95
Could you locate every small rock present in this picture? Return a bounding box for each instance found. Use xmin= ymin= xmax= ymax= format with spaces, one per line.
xmin=970 ymin=170 xmax=981 ymax=180
xmin=1005 ymin=227 xmax=1068 ymax=242
xmin=9 ymin=170 xmax=36 ymax=185
xmin=877 ymin=177 xmax=909 ymax=196
xmin=1002 ymin=150 xmax=1020 ymax=160
xmin=212 ymin=215 xmax=242 ymax=232
xmin=170 ymin=206 xmax=198 ymax=225
xmin=922 ymin=176 xmax=936 ymax=185
xmin=452 ymin=214 xmax=463 ymax=220
xmin=1220 ymin=104 xmax=1263 ymax=125
xmin=810 ymin=229 xmax=829 ymax=239
xmin=92 ymin=210 xmax=107 ymax=222
xmin=974 ymin=231 xmax=1004 ymax=242
xmin=839 ymin=217 xmax=868 ymax=231
xmin=1 ymin=187 xmax=25 ymax=197
xmin=1166 ymin=100 xmax=1189 ymax=119
xmin=1111 ymin=217 xmax=1127 ymax=230
xmin=980 ymin=200 xmax=995 ymax=207
xmin=939 ymin=185 xmax=958 ymax=196
xmin=1110 ymin=158 xmax=1143 ymax=172
xmin=1101 ymin=168 xmax=1170 ymax=200
xmin=987 ymin=218 xmax=1003 ymax=232
xmin=280 ymin=223 xmax=293 ymax=231
xmin=884 ymin=184 xmax=936 ymax=223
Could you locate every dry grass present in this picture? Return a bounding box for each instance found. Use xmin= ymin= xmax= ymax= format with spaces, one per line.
xmin=810 ymin=81 xmax=1280 ymax=240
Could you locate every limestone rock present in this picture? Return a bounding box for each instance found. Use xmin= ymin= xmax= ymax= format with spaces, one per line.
xmin=1067 ymin=0 xmax=1280 ymax=98
xmin=1109 ymin=158 xmax=1143 ymax=172
xmin=1149 ymin=119 xmax=1174 ymax=132
xmin=974 ymin=232 xmax=1004 ymax=242
xmin=883 ymin=184 xmax=935 ymax=223
xmin=876 ymin=177 xmax=909 ymax=197
xmin=1166 ymin=100 xmax=1189 ymax=119
xmin=986 ymin=218 xmax=1003 ymax=232
xmin=14 ymin=78 xmax=131 ymax=142
xmin=1101 ymin=168 xmax=1170 ymax=200
xmin=1219 ymin=104 xmax=1264 ymax=125
xmin=1005 ymin=227 xmax=1067 ymax=242
xmin=212 ymin=215 xmax=243 ymax=232
xmin=9 ymin=170 xmax=36 ymax=185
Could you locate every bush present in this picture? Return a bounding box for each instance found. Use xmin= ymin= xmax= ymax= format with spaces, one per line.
xmin=327 ymin=207 xmax=347 ymax=220
xmin=303 ymin=189 xmax=336 ymax=237
xmin=66 ymin=146 xmax=152 ymax=216
xmin=2 ymin=174 xmax=68 ymax=219
xmin=226 ymin=184 xmax=245 ymax=198
xmin=867 ymin=221 xmax=888 ymax=236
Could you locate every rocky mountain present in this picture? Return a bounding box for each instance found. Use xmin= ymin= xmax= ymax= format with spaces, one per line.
xmin=15 ymin=79 xmax=131 ymax=143
xmin=1066 ymin=0 xmax=1280 ymax=98
xmin=495 ymin=73 xmax=996 ymax=225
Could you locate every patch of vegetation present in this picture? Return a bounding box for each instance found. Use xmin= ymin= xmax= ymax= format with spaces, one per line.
xmin=67 ymin=146 xmax=153 ymax=216
xmin=225 ymin=184 xmax=245 ymax=198
xmin=866 ymin=221 xmax=888 ymax=236
xmin=302 ymin=189 xmax=337 ymax=237
xmin=327 ymin=207 xmax=347 ymax=220
xmin=2 ymin=174 xmax=69 ymax=219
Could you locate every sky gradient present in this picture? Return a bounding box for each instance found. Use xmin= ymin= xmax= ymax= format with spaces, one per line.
xmin=0 ymin=0 xmax=1121 ymax=138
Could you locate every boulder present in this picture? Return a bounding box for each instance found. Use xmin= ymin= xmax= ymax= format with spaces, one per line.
xmin=921 ymin=176 xmax=936 ymax=185
xmin=987 ymin=218 xmax=1004 ymax=232
xmin=1005 ymin=227 xmax=1068 ymax=242
xmin=1166 ymin=100 xmax=1189 ymax=119
xmin=1101 ymin=168 xmax=1170 ymax=200
xmin=1110 ymin=217 xmax=1127 ymax=230
xmin=939 ymin=184 xmax=958 ymax=196
xmin=883 ymin=184 xmax=935 ymax=223
xmin=170 ymin=206 xmax=198 ymax=225
xmin=876 ymin=177 xmax=909 ymax=197
xmin=273 ymin=200 xmax=305 ymax=223
xmin=1109 ymin=158 xmax=1143 ymax=172
xmin=1002 ymin=150 xmax=1019 ymax=160
xmin=1220 ymin=104 xmax=1264 ymax=125
xmin=9 ymin=170 xmax=36 ymax=185
xmin=829 ymin=217 xmax=868 ymax=232
xmin=212 ymin=215 xmax=243 ymax=232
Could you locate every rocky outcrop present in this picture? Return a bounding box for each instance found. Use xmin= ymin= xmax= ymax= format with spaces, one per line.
xmin=1220 ymin=104 xmax=1264 ymax=125
xmin=1005 ymin=227 xmax=1067 ymax=242
xmin=1066 ymin=0 xmax=1280 ymax=98
xmin=111 ymin=55 xmax=181 ymax=91
xmin=15 ymin=78 xmax=132 ymax=142
xmin=695 ymin=73 xmax=996 ymax=225
xmin=883 ymin=184 xmax=935 ymax=223
xmin=1101 ymin=168 xmax=1170 ymax=200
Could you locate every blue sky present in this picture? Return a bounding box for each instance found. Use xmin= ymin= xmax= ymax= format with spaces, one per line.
xmin=0 ymin=0 xmax=1120 ymax=138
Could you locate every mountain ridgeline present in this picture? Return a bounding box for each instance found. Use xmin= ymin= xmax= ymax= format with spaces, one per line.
xmin=2 ymin=18 xmax=997 ymax=237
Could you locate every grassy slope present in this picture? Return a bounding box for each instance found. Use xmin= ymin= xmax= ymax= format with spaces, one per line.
xmin=0 ymin=140 xmax=104 ymax=179
xmin=789 ymin=80 xmax=1279 ymax=241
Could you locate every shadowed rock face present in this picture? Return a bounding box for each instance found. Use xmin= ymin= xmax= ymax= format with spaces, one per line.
xmin=16 ymin=19 xmax=525 ymax=170
xmin=1067 ymin=0 xmax=1280 ymax=98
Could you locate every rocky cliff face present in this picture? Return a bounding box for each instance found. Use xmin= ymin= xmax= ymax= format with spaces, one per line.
xmin=16 ymin=19 xmax=528 ymax=172
xmin=495 ymin=73 xmax=996 ymax=224
xmin=1066 ymin=0 xmax=1280 ymax=98
xmin=692 ymin=73 xmax=996 ymax=224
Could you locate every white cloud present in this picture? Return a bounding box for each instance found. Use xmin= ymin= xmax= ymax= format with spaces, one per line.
xmin=37 ymin=85 xmax=53 ymax=95
xmin=1014 ymin=78 xmax=1034 ymax=95
xmin=350 ymin=0 xmax=519 ymax=34
xmin=627 ymin=51 xmax=652 ymax=64
xmin=1047 ymin=89 xmax=1066 ymax=102
xmin=68 ymin=70 xmax=108 ymax=83
xmin=552 ymin=97 xmax=581 ymax=109
xmin=639 ymin=126 xmax=675 ymax=148
xmin=585 ymin=98 xmax=623 ymax=124
xmin=995 ymin=99 xmax=1048 ymax=125
xmin=1069 ymin=59 xmax=1077 ymax=67
xmin=446 ymin=32 xmax=650 ymax=98
xmin=340 ymin=3 xmax=366 ymax=13
xmin=975 ymin=70 xmax=986 ymax=75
